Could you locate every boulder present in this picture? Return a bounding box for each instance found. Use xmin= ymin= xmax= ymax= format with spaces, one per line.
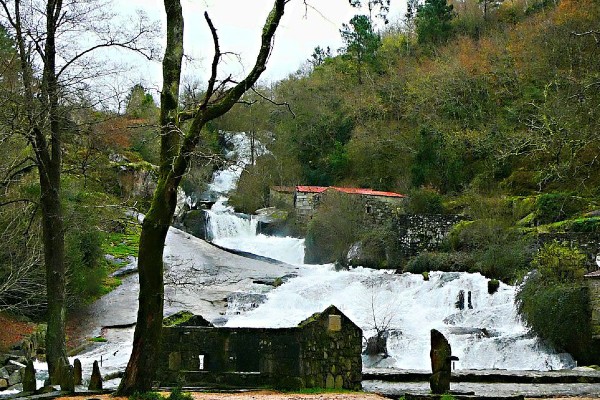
xmin=178 ymin=210 xmax=207 ymax=240
xmin=0 ymin=367 xmax=9 ymax=380
xmin=7 ymin=369 xmax=21 ymax=386
xmin=88 ymin=360 xmax=102 ymax=391
xmin=0 ymin=378 xmax=8 ymax=390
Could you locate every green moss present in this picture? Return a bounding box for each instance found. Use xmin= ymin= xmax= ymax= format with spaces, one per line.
xmin=87 ymin=336 xmax=107 ymax=343
xmin=163 ymin=310 xmax=195 ymax=327
xmin=422 ymin=271 xmax=430 ymax=281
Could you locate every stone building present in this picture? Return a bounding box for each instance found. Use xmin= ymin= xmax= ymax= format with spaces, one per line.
xmin=157 ymin=305 xmax=362 ymax=390
xmin=282 ymin=185 xmax=406 ymax=221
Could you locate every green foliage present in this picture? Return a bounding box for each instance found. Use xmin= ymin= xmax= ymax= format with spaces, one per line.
xmin=407 ymin=188 xmax=445 ymax=214
xmin=531 ymin=241 xmax=587 ymax=284
xmin=415 ymin=0 xmax=455 ymax=44
xmin=305 ymin=192 xmax=364 ymax=264
xmin=517 ymin=278 xmax=591 ymax=358
xmin=445 ymin=219 xmax=533 ymax=281
xmin=340 ymin=14 xmax=382 ymax=83
xmin=88 ymin=336 xmax=108 ymax=343
xmin=405 ymin=251 xmax=475 ymax=274
xmin=128 ymin=389 xmax=193 ymax=400
xmin=102 ymin=221 xmax=141 ymax=260
xmin=566 ymin=217 xmax=600 ymax=233
xmin=167 ymin=388 xmax=193 ymax=400
xmin=516 ymin=241 xmax=592 ymax=359
xmin=129 ymin=392 xmax=165 ymax=400
xmin=534 ymin=193 xmax=585 ymax=224
xmin=163 ymin=311 xmax=194 ymax=327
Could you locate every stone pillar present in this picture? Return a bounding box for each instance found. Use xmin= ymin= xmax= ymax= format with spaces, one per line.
xmin=429 ymin=329 xmax=457 ymax=394
xmin=58 ymin=358 xmax=74 ymax=393
xmin=73 ymin=358 xmax=82 ymax=386
xmin=22 ymin=359 xmax=36 ymax=392
xmin=88 ymin=360 xmax=103 ymax=391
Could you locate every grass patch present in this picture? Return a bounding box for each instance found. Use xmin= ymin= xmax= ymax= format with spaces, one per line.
xmin=102 ymin=220 xmax=141 ymax=261
xmin=87 ymin=336 xmax=107 ymax=343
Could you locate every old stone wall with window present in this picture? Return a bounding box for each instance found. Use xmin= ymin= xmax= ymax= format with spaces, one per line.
xmin=156 ymin=305 xmax=362 ymax=390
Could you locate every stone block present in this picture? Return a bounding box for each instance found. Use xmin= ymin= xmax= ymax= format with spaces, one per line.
xmin=7 ymin=369 xmax=21 ymax=386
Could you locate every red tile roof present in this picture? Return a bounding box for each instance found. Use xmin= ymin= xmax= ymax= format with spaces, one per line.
xmin=296 ymin=185 xmax=329 ymax=193
xmin=331 ymin=187 xmax=406 ymax=198
xmin=295 ymin=185 xmax=405 ymax=198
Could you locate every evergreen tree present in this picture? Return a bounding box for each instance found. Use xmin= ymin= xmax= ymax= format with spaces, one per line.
xmin=340 ymin=15 xmax=381 ymax=83
xmin=415 ymin=0 xmax=455 ymax=44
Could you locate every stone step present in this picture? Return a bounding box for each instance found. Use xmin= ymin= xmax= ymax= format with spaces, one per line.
xmin=363 ymin=368 xmax=600 ymax=384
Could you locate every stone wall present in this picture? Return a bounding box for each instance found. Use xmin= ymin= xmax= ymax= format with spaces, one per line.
xmin=269 ymin=187 xmax=295 ymax=209
xmin=297 ymin=306 xmax=362 ymax=390
xmin=394 ymin=214 xmax=465 ymax=258
xmin=587 ymin=277 xmax=600 ymax=339
xmin=156 ymin=306 xmax=362 ymax=390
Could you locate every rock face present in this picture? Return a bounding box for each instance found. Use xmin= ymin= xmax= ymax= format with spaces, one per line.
xmin=176 ymin=209 xmax=207 ymax=240
xmin=88 ymin=360 xmax=103 ymax=391
xmin=429 ymin=329 xmax=457 ymax=394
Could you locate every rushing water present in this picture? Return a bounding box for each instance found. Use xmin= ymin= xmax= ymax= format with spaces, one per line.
xmin=203 ymin=132 xmax=305 ymax=264
xmin=203 ymin=131 xmax=575 ymax=371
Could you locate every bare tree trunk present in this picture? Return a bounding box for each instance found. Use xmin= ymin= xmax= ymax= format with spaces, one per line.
xmin=117 ymin=0 xmax=287 ymax=394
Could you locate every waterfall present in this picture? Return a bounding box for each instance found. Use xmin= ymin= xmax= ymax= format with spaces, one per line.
xmin=224 ymin=267 xmax=575 ymax=371
xmin=202 ymin=132 xmax=305 ymax=264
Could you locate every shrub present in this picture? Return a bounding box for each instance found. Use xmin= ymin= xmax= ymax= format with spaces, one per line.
xmin=305 ymin=192 xmax=364 ymax=264
xmin=517 ymin=278 xmax=592 ymax=359
xmin=534 ymin=193 xmax=584 ymax=224
xmin=65 ymin=227 xmax=108 ymax=303
xmin=404 ymin=251 xmax=475 ymax=274
xmin=531 ymin=241 xmax=587 ymax=284
xmin=407 ymin=187 xmax=445 ymax=214
xmin=516 ymin=241 xmax=594 ymax=362
xmin=567 ymin=217 xmax=600 ymax=233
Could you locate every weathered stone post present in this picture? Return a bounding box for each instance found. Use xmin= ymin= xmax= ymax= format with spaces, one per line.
xmin=88 ymin=360 xmax=103 ymax=391
xmin=73 ymin=358 xmax=82 ymax=386
xmin=58 ymin=358 xmax=75 ymax=393
xmin=22 ymin=359 xmax=36 ymax=392
xmin=429 ymin=329 xmax=457 ymax=394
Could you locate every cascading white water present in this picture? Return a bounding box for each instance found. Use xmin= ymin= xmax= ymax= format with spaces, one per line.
xmin=224 ymin=266 xmax=574 ymax=371
xmin=200 ymin=131 xmax=574 ymax=371
xmin=203 ymin=132 xmax=305 ymax=264
xmin=205 ymin=197 xmax=258 ymax=241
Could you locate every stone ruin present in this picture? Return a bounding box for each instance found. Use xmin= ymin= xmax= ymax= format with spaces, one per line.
xmin=157 ymin=305 xmax=363 ymax=390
